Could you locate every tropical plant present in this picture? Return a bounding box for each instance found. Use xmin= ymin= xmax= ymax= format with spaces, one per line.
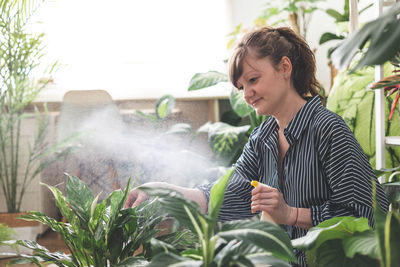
xmin=0 ymin=0 xmax=76 ymax=213
xmin=319 ymin=0 xmax=372 ymax=50
xmin=5 ymin=174 xmax=167 ymax=266
xmin=331 ymin=2 xmax=400 ymax=72
xmin=141 ymin=168 xmax=297 ymax=267
xmin=196 ymin=122 xmax=250 ymax=166
xmin=369 ymin=72 xmax=400 ymax=121
xmin=256 ymin=0 xmax=325 ymax=39
xmin=292 ymin=180 xmax=400 ymax=267
xmin=0 ymin=223 xmax=15 ymax=244
xmin=326 ymin=63 xmax=400 ymax=169
xmin=135 ymin=94 xmax=176 ymax=126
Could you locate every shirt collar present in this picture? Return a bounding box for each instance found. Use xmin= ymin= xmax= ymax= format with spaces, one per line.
xmin=283 ymin=95 xmax=322 ymax=145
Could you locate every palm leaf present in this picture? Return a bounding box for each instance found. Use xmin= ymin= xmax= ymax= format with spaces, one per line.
xmin=331 ymin=2 xmax=400 ymax=71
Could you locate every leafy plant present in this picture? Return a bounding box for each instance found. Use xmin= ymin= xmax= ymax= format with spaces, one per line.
xmin=326 ymin=63 xmax=400 ymax=169
xmin=257 ymin=0 xmax=325 ymax=39
xmin=293 ymin=179 xmax=400 ymax=267
xmin=6 ymin=174 xmax=164 ymax=266
xmin=0 ymin=0 xmax=76 ymax=213
xmin=369 ymin=73 xmax=400 ymax=121
xmin=135 ymin=94 xmax=176 ymax=125
xmin=196 ymin=122 xmax=250 ymax=166
xmin=319 ymin=0 xmax=372 ymax=58
xmin=292 ymin=216 xmax=378 ymax=266
xmin=331 ymin=2 xmax=400 ymax=72
xmin=141 ymin=168 xmax=296 ymax=266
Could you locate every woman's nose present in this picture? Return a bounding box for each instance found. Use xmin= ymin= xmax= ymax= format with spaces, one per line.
xmin=243 ymin=86 xmax=254 ymax=103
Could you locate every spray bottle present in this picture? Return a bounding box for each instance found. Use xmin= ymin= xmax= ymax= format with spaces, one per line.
xmin=250 ymin=180 xmax=275 ymax=223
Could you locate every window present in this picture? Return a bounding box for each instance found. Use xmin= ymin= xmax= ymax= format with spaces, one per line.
xmin=33 ymin=0 xmax=230 ymax=98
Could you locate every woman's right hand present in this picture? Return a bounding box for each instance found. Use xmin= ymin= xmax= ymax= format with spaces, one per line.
xmin=124 ymin=187 xmax=149 ymax=208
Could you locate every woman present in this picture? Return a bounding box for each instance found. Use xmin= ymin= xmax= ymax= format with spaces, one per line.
xmin=126 ymin=27 xmax=389 ymax=266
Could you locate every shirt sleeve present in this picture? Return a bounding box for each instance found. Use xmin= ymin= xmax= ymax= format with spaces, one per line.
xmin=197 ymin=128 xmax=262 ymax=222
xmin=310 ymin=116 xmax=389 ymax=227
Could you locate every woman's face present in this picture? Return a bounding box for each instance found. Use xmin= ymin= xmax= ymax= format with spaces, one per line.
xmin=236 ymin=50 xmax=289 ymax=116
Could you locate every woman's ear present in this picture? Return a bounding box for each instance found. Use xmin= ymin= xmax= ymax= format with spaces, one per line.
xmin=279 ymin=56 xmax=292 ymax=79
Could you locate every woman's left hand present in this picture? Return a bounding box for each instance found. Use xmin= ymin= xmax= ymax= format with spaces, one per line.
xmin=251 ymin=184 xmax=296 ymax=225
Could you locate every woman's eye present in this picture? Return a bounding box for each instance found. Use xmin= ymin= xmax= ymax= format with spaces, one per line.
xmin=249 ymin=78 xmax=257 ymax=83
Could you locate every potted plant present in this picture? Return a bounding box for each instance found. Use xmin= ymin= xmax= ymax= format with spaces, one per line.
xmin=5 ymin=174 xmax=177 ymax=266
xmin=0 ymin=0 xmax=75 ymax=245
xmin=142 ymin=168 xmax=297 ymax=266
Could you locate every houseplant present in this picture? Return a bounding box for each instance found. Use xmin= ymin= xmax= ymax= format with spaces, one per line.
xmin=0 ymin=0 xmax=73 ymax=215
xmin=141 ymin=168 xmax=296 ymax=266
xmin=6 ymin=174 xmax=171 ymax=266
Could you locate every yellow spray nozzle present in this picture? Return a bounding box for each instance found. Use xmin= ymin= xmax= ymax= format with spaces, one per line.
xmin=250 ymin=180 xmax=259 ymax=188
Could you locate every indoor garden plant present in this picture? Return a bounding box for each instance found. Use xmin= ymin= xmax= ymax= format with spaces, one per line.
xmin=0 ymin=0 xmax=74 ymax=215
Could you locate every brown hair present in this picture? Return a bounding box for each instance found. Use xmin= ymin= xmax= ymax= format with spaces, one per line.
xmin=228 ymin=26 xmax=321 ymax=98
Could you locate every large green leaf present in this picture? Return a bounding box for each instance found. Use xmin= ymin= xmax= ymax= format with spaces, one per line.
xmin=326 ymin=65 xmax=400 ymax=169
xmin=219 ymin=220 xmax=295 ymax=263
xmin=6 ymin=239 xmax=75 ymax=267
xmin=319 ymin=32 xmax=345 ymax=45
xmin=188 ymin=71 xmax=228 ymax=91
xmin=139 ymin=186 xmax=212 ymax=235
xmin=41 ymin=182 xmax=76 ymax=224
xmin=315 ymin=239 xmax=378 ymax=267
xmin=374 ymin=208 xmax=400 ymax=267
xmin=343 ymin=230 xmax=379 ymax=259
xmin=66 ymin=174 xmax=94 ymax=226
xmin=148 ymin=252 xmax=202 ymax=267
xmin=292 ymin=217 xmax=371 ymax=251
xmin=229 ymin=89 xmax=253 ymax=118
xmin=197 ymin=122 xmax=250 ymax=166
xmin=156 ymin=94 xmax=175 ymax=120
xmin=331 ymin=2 xmax=400 ymax=71
xmin=208 ymin=167 xmax=235 ymax=222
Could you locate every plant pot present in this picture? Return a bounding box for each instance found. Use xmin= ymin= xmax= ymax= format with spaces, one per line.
xmin=0 ymin=212 xmax=40 ymax=257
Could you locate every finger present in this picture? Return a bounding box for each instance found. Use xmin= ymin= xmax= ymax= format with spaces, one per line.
xmin=251 ymin=192 xmax=275 ymax=201
xmin=251 ymin=185 xmax=275 ymax=195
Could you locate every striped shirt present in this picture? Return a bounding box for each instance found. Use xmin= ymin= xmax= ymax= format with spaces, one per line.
xmin=198 ymin=95 xmax=389 ymax=266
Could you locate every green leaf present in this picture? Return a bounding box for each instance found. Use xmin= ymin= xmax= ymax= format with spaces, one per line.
xmin=66 ymin=173 xmax=94 ymax=225
xmin=135 ymin=110 xmax=158 ymax=123
xmin=139 ymin=186 xmax=212 ymax=235
xmin=208 ymin=167 xmax=235 ymax=221
xmin=115 ymin=256 xmax=148 ymax=266
xmin=230 ymin=89 xmax=253 ymax=118
xmin=331 ymin=2 xmax=400 ymax=71
xmin=150 ymin=238 xmax=178 ymax=256
xmin=219 ymin=220 xmax=295 ymax=263
xmin=197 ymin=122 xmax=250 ymax=165
xmin=343 ymin=230 xmax=379 ymax=259
xmin=319 ymin=32 xmax=345 ymax=45
xmin=375 ymin=210 xmax=400 ymax=267
xmin=148 ymin=252 xmax=202 ymax=267
xmin=188 ymin=71 xmax=228 ymax=91
xmin=156 ymin=94 xmax=175 ymax=119
xmin=292 ymin=216 xmax=371 ymax=251
xmin=41 ymin=182 xmax=76 ymax=223
xmin=315 ymin=239 xmax=378 ymax=267
xmin=325 ymin=8 xmax=346 ymax=21
xmin=165 ymin=123 xmax=192 ymax=135
xmin=247 ymin=253 xmax=291 ymax=267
